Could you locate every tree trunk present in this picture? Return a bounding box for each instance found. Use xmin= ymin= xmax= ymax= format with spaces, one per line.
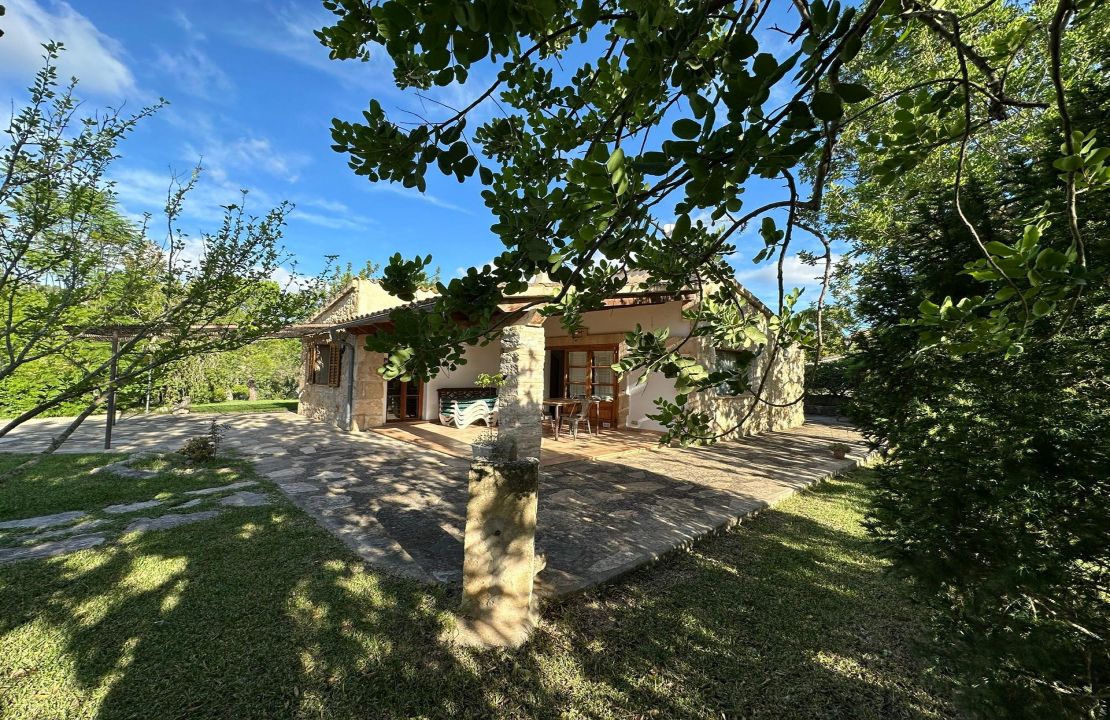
xmin=9 ymin=394 xmax=106 ymax=476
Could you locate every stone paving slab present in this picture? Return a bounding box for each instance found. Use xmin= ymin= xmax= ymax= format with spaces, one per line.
xmin=0 ymin=411 xmax=869 ymax=596
xmin=0 ymin=510 xmax=87 ymax=531
xmin=0 ymin=534 xmax=106 ymax=564
xmin=124 ymin=510 xmax=221 ymax=534
xmin=218 ymin=490 xmax=272 ymax=507
xmin=103 ymin=500 xmax=164 ymax=514
xmin=184 ymin=480 xmax=258 ymax=496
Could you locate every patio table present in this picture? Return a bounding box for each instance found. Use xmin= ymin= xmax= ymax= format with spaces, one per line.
xmin=542 ymin=398 xmax=581 ymax=441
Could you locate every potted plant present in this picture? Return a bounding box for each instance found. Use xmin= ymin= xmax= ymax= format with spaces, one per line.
xmin=830 ymin=442 xmax=851 ymax=460
xmin=471 ymin=372 xmax=506 ymax=460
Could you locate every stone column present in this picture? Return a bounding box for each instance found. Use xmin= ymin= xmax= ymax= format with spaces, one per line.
xmin=496 ymin=322 xmax=546 ymax=460
xmin=454 ymin=456 xmax=541 ymax=648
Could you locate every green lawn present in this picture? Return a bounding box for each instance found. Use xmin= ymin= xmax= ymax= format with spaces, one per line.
xmin=0 ymin=456 xmax=960 ymax=719
xmin=183 ymin=399 xmax=298 ymax=414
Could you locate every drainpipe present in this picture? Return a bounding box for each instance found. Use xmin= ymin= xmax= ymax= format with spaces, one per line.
xmin=344 ymin=335 xmax=357 ymax=431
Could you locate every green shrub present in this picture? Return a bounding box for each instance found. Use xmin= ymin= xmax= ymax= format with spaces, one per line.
xmin=807 ymin=357 xmax=858 ymax=397
xmin=177 ymin=421 xmax=227 ymax=463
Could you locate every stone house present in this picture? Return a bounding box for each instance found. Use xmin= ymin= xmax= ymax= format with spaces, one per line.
xmin=296 ymin=275 xmax=804 ymax=441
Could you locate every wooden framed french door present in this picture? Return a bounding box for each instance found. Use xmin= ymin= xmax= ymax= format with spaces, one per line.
xmin=550 ymin=345 xmax=619 ymax=428
xmin=386 ymin=378 xmax=423 ymax=421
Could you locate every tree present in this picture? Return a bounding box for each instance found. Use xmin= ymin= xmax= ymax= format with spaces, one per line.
xmin=0 ymin=47 xmax=325 ymax=452
xmin=315 ymin=0 xmax=1102 ymax=444
xmin=829 ymin=34 xmax=1109 ymax=719
xmin=156 ymin=339 xmax=301 ymax=406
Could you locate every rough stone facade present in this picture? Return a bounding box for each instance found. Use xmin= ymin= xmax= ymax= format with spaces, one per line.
xmin=350 ymin=341 xmax=386 ymax=431
xmin=496 ymin=323 xmax=546 ymax=460
xmin=298 ymin=335 xmax=345 ymax=426
xmin=298 ymin=278 xmax=418 ymax=430
xmin=687 ymin=331 xmax=806 ymax=439
xmin=299 ymin=333 xmax=388 ymax=430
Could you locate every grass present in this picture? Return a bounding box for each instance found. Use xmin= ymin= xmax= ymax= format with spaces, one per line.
xmin=0 ymin=457 xmax=960 ymax=719
xmin=0 ymin=454 xmax=252 ymax=521
xmin=183 ymin=399 xmax=298 ymax=414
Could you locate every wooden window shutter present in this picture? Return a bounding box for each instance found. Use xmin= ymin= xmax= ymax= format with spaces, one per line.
xmin=328 ymin=343 xmax=341 ymax=386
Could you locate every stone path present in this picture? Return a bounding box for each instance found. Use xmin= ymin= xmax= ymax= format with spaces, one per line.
xmin=0 ymin=411 xmax=870 ymax=595
xmin=0 ymin=466 xmax=274 ymax=565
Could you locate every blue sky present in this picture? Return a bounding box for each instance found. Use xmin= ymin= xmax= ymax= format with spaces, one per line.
xmin=0 ymin=0 xmax=839 ymax=304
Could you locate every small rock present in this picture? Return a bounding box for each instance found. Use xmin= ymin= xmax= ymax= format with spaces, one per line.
xmin=90 ymin=461 xmax=157 ymax=480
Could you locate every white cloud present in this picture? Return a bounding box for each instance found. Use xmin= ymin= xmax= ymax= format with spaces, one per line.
xmin=110 ymin=166 xmax=278 ymax=225
xmin=154 ymin=47 xmax=234 ymax=100
xmin=290 ymin=209 xmax=371 ymax=231
xmin=112 ymin=165 xmax=372 ymax=235
xmin=170 ymin=9 xmax=203 ymax=40
xmin=184 ymin=135 xmax=309 ymax=183
xmin=0 ymin=1 xmax=135 ymax=97
xmin=225 ymin=3 xmax=391 ymax=89
xmin=735 ymin=253 xmax=841 ymax=293
xmin=364 ymin=183 xmax=472 ymax=215
xmin=269 ymin=266 xmax=315 ymax=291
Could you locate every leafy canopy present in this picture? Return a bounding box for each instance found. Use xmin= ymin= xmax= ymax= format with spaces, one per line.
xmin=316 ymin=0 xmax=1101 ymax=442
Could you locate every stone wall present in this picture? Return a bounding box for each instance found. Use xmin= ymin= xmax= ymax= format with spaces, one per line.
xmin=298 ymin=333 xmax=387 ymax=430
xmin=350 ymin=339 xmax=386 ymax=430
xmin=687 ymin=333 xmax=806 ymax=439
xmin=298 ymin=336 xmax=345 ymax=426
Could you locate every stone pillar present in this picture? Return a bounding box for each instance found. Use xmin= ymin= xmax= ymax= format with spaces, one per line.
xmin=455 ymin=457 xmax=541 ymax=648
xmin=496 ymin=323 xmax=546 ymax=460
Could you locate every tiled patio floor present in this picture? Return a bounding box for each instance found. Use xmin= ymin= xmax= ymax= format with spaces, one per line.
xmin=372 ymin=420 xmax=660 ymax=466
xmin=0 ymin=411 xmax=870 ymax=596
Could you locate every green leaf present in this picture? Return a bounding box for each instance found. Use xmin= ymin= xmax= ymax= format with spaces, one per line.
xmin=811 ymin=92 xmax=843 ymax=121
xmin=985 ymin=241 xmax=1016 ymax=257
xmin=835 ymin=82 xmax=873 ymax=103
xmin=1032 ymin=299 xmax=1054 ymax=317
xmin=605 ymin=147 xmax=626 ymax=174
xmin=672 ymin=213 xmax=691 ymax=240
xmin=1053 ymin=155 xmax=1083 ymax=172
xmin=672 ymin=118 xmax=701 ymax=140
xmin=425 ymin=46 xmax=450 ymax=70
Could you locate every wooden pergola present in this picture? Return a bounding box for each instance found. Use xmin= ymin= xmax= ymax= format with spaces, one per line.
xmin=75 ymin=322 xmax=333 ymax=449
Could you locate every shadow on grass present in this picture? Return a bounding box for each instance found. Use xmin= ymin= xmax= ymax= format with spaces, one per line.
xmin=0 ymin=471 xmax=958 ymax=719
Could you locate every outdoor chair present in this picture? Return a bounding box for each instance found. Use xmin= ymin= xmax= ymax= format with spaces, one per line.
xmin=562 ymin=397 xmax=594 ymax=440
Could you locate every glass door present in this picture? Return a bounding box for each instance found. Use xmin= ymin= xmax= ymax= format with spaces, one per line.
xmin=386 ymin=379 xmax=423 ymax=421
xmin=557 ymin=346 xmax=619 ymax=428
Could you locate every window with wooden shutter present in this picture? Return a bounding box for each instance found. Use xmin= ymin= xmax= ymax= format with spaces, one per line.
xmin=311 ymin=343 xmax=329 ymax=385
xmin=328 ymin=343 xmax=342 ymax=386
